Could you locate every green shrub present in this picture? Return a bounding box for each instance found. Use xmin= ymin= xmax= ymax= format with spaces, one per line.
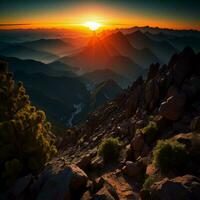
xmin=142 ymin=121 xmax=158 ymax=144
xmin=98 ymin=137 xmax=121 ymax=163
xmin=143 ymin=174 xmax=160 ymax=189
xmin=0 ymin=61 xmax=57 ymax=188
xmin=153 ymin=139 xmax=187 ymax=174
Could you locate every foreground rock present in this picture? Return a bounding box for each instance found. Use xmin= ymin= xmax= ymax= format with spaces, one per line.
xmin=150 ymin=175 xmax=200 ymax=200
xmin=35 ymin=164 xmax=88 ymax=200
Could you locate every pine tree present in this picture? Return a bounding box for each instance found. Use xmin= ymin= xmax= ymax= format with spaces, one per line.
xmin=0 ymin=61 xmax=57 ymax=188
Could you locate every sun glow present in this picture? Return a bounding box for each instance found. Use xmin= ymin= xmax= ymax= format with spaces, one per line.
xmin=84 ymin=21 xmax=101 ymax=31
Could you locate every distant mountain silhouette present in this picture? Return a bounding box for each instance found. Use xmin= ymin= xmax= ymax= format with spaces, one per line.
xmin=126 ymin=30 xmax=177 ymax=62
xmin=59 ymin=31 xmax=158 ymax=79
xmin=0 ymin=44 xmax=58 ymax=63
xmin=81 ymin=69 xmax=131 ymax=88
xmin=169 ymin=36 xmax=200 ymax=52
xmin=62 ymin=35 xmax=114 ymax=71
xmin=14 ymin=71 xmax=90 ymax=126
xmin=21 ymin=39 xmax=72 ymax=56
xmin=90 ymin=79 xmax=123 ymax=109
xmin=0 ymin=55 xmax=74 ymax=77
xmin=104 ymin=31 xmax=160 ymax=67
xmin=119 ymin=26 xmax=200 ymax=37
xmin=106 ymin=55 xmax=143 ymax=79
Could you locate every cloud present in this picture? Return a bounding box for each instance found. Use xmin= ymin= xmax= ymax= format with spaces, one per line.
xmin=0 ymin=24 xmax=30 ymax=26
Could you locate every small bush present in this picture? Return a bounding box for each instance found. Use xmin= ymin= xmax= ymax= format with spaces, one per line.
xmin=142 ymin=121 xmax=158 ymax=144
xmin=98 ymin=137 xmax=121 ymax=163
xmin=143 ymin=174 xmax=160 ymax=190
xmin=153 ymin=139 xmax=188 ymax=174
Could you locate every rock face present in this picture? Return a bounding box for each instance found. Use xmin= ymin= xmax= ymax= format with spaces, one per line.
xmin=171 ymin=46 xmax=195 ymax=86
xmin=36 ymin=164 xmax=88 ymax=200
xmin=159 ymin=93 xmax=186 ymax=121
xmin=145 ymin=78 xmax=160 ymax=111
xmin=150 ymin=175 xmax=200 ymax=200
xmin=122 ymin=160 xmax=146 ymax=180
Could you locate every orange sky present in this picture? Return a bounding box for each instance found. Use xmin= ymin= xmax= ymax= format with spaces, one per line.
xmin=0 ymin=2 xmax=199 ymax=31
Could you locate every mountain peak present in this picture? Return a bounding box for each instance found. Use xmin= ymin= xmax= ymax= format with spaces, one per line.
xmin=128 ymin=30 xmax=148 ymax=40
xmin=182 ymin=46 xmax=195 ymax=56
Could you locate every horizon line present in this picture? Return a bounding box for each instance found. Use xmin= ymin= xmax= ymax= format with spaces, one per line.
xmin=0 ymin=24 xmax=199 ymax=32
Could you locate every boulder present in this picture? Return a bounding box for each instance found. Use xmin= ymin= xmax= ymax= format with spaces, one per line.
xmin=91 ymin=156 xmax=104 ymax=170
xmin=130 ymin=131 xmax=145 ymax=153
xmin=81 ymin=191 xmax=92 ymax=200
xmin=76 ymin=153 xmax=94 ymax=170
xmin=36 ymin=164 xmax=88 ymax=200
xmin=159 ymin=93 xmax=186 ymax=121
xmin=150 ymin=175 xmax=200 ymax=200
xmin=93 ymin=186 xmax=115 ymax=200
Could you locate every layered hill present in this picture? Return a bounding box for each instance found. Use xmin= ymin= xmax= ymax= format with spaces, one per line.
xmin=127 ymin=30 xmax=177 ymax=62
xmin=59 ymin=32 xmax=159 ymax=78
xmin=21 ymin=39 xmax=73 ymax=56
xmin=81 ymin=69 xmax=131 ymax=88
xmin=0 ymin=44 xmax=58 ymax=63
xmin=90 ymin=79 xmax=123 ymax=109
xmin=14 ymin=71 xmax=90 ymax=127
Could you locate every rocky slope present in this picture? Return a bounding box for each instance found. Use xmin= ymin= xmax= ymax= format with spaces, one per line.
xmin=3 ymin=46 xmax=200 ymax=200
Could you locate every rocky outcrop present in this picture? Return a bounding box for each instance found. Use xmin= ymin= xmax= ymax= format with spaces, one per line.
xmin=159 ymin=92 xmax=186 ymax=121
xmin=122 ymin=160 xmax=146 ymax=180
xmin=171 ymin=46 xmax=195 ymax=86
xmin=150 ymin=175 xmax=200 ymax=200
xmin=144 ymin=78 xmax=160 ymax=111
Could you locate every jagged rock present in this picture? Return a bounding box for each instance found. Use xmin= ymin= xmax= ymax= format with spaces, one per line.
xmin=100 ymin=172 xmax=139 ymax=200
xmin=122 ymin=161 xmax=140 ymax=177
xmin=130 ymin=131 xmax=145 ymax=153
xmin=147 ymin=63 xmax=160 ymax=81
xmin=150 ymin=175 xmax=200 ymax=200
xmin=122 ymin=160 xmax=146 ymax=180
xmin=145 ymin=79 xmax=160 ymax=111
xmin=154 ymin=115 xmax=170 ymax=132
xmin=81 ymin=191 xmax=92 ymax=200
xmin=135 ymin=120 xmax=148 ymax=129
xmin=93 ymin=186 xmax=115 ymax=200
xmin=126 ymin=78 xmax=144 ymax=117
xmin=76 ymin=153 xmax=94 ymax=170
xmin=159 ymin=93 xmax=186 ymax=121
xmin=36 ymin=164 xmax=88 ymax=200
xmin=91 ymin=156 xmax=104 ymax=169
xmin=172 ymin=46 xmax=195 ymax=86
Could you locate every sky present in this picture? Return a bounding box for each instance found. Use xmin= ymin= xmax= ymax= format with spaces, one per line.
xmin=0 ymin=0 xmax=199 ymax=30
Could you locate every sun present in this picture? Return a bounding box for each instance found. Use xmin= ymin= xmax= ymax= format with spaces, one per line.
xmin=84 ymin=21 xmax=101 ymax=31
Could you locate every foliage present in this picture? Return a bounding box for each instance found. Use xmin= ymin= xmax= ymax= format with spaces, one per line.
xmin=143 ymin=174 xmax=160 ymax=190
xmin=0 ymin=61 xmax=57 ymax=188
xmin=153 ymin=139 xmax=188 ymax=174
xmin=98 ymin=137 xmax=121 ymax=163
xmin=142 ymin=121 xmax=158 ymax=144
